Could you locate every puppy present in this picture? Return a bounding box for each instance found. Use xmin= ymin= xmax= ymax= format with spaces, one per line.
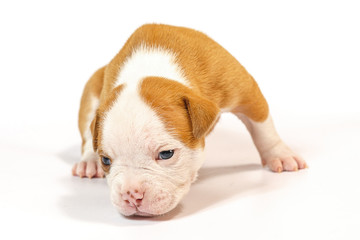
xmin=72 ymin=24 xmax=307 ymax=216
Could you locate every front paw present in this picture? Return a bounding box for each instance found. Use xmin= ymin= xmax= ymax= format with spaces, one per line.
xmin=72 ymin=160 xmax=105 ymax=178
xmin=261 ymin=141 xmax=308 ymax=173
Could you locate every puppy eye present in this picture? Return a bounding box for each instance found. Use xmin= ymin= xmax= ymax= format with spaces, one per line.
xmin=101 ymin=156 xmax=111 ymax=165
xmin=158 ymin=150 xmax=174 ymax=160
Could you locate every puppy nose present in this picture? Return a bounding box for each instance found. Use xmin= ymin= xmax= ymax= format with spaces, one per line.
xmin=121 ymin=189 xmax=144 ymax=207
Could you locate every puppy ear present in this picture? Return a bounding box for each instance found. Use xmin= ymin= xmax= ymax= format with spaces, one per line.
xmin=90 ymin=112 xmax=100 ymax=152
xmin=183 ymin=93 xmax=220 ymax=139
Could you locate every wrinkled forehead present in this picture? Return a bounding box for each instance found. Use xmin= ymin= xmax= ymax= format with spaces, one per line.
xmin=100 ymin=88 xmax=180 ymax=158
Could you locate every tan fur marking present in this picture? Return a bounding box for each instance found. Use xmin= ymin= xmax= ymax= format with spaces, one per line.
xmin=231 ymin=78 xmax=269 ymax=122
xmin=104 ymin=24 xmax=269 ymax=122
xmin=182 ymin=92 xmax=220 ymax=139
xmin=140 ymin=77 xmax=219 ymax=149
xmin=78 ymin=66 xmax=105 ymax=153
xmin=79 ymin=24 xmax=269 ymax=158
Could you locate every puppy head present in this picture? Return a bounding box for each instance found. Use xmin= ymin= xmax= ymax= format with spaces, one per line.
xmin=91 ymin=77 xmax=219 ymax=216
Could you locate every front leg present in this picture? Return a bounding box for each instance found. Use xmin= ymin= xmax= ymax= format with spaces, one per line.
xmin=73 ymin=101 xmax=105 ymax=178
xmin=72 ymin=137 xmax=104 ymax=178
xmin=235 ymin=113 xmax=307 ymax=172
xmin=73 ymin=66 xmax=106 ymax=178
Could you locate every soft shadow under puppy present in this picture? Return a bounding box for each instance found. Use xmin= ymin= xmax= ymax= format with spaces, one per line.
xmin=58 ymin=126 xmax=267 ymax=224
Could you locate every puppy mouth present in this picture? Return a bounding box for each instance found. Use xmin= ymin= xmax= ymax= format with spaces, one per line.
xmin=133 ymin=205 xmax=165 ymax=217
xmin=133 ymin=210 xmax=155 ymax=217
xmin=116 ymin=203 xmax=158 ymax=217
xmin=125 ymin=204 xmax=173 ymax=217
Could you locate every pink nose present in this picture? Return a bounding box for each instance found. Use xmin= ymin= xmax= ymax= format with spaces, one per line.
xmin=121 ymin=189 xmax=144 ymax=207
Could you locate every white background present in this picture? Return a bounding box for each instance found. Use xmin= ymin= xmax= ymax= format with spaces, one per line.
xmin=0 ymin=0 xmax=359 ymax=239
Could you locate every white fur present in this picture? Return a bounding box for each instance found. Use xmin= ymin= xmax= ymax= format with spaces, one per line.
xmin=102 ymin=89 xmax=183 ymax=163
xmin=81 ymin=94 xmax=99 ymax=162
xmin=101 ymin=46 xmax=204 ymax=216
xmin=102 ymin=90 xmax=204 ymax=216
xmin=236 ymin=113 xmax=305 ymax=171
xmin=236 ymin=113 xmax=281 ymax=154
xmin=114 ymin=45 xmax=189 ymax=90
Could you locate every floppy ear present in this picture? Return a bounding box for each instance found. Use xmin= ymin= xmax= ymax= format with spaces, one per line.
xmin=90 ymin=112 xmax=100 ymax=152
xmin=183 ymin=93 xmax=220 ymax=139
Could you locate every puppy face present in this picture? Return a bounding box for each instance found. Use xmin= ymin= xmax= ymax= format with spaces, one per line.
xmin=92 ymin=77 xmax=219 ymax=216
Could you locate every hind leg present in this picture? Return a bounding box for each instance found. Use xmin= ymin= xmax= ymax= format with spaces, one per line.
xmin=231 ymin=82 xmax=307 ymax=172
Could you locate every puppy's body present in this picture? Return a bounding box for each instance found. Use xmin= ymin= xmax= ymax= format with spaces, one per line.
xmin=73 ymin=24 xmax=307 ymax=216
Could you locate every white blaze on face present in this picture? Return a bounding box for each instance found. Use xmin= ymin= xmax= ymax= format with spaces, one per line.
xmin=100 ymin=46 xmax=204 ymax=216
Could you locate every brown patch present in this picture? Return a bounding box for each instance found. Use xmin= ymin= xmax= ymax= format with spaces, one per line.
xmin=103 ymin=24 xmax=269 ymax=123
xmin=80 ymin=24 xmax=270 ymax=158
xmin=78 ymin=66 xmax=105 ymax=153
xmin=90 ymin=113 xmax=100 ymax=152
xmin=231 ymin=78 xmax=269 ymax=122
xmin=101 ymin=165 xmax=110 ymax=174
xmin=183 ymin=93 xmax=220 ymax=139
xmin=140 ymin=77 xmax=219 ymax=149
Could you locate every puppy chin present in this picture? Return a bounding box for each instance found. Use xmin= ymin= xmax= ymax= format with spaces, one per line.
xmin=116 ymin=207 xmax=156 ymax=217
xmin=114 ymin=201 xmax=177 ymax=217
